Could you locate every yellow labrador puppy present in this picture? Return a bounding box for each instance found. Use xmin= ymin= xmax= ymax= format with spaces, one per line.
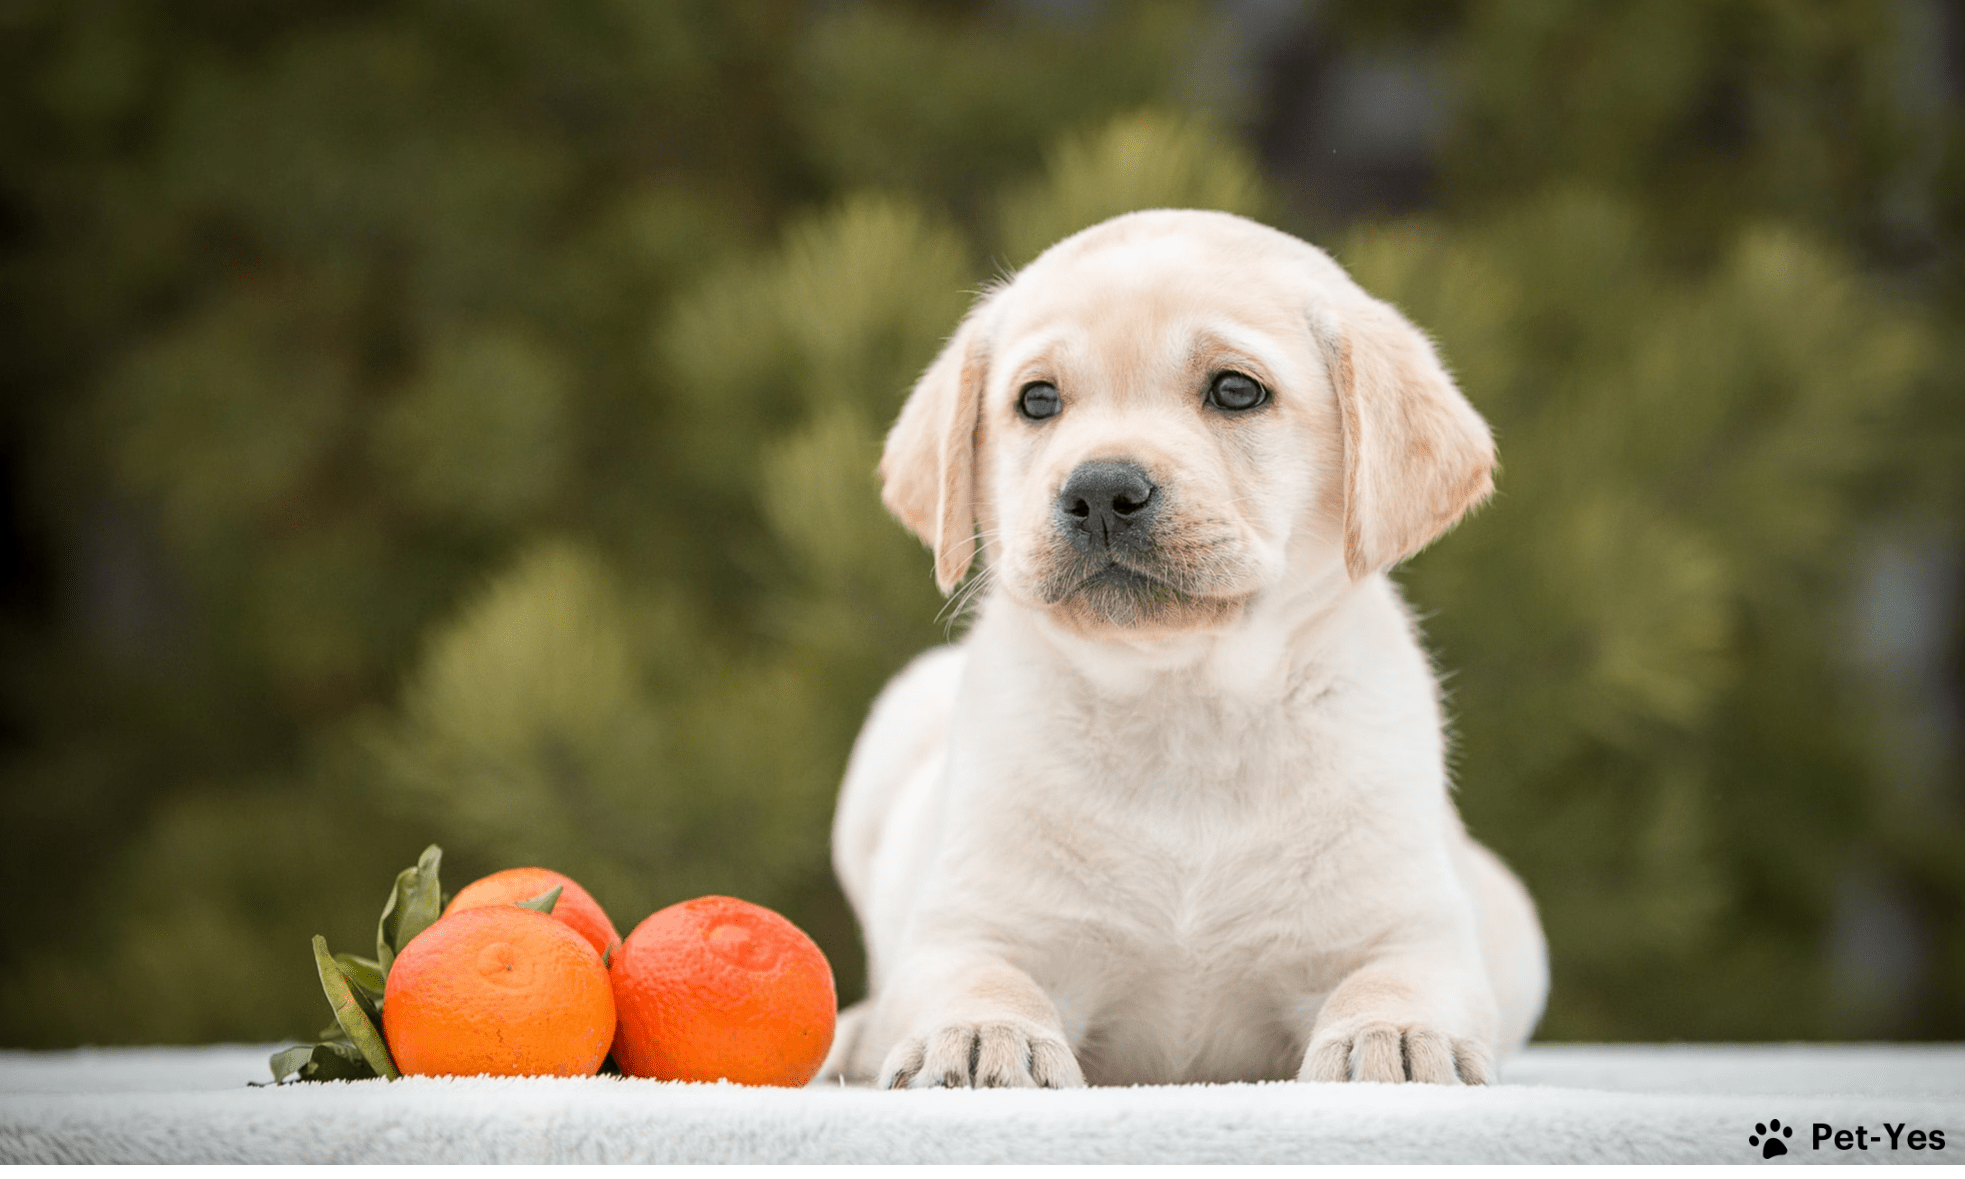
xmin=827 ymin=209 xmax=1546 ymax=1088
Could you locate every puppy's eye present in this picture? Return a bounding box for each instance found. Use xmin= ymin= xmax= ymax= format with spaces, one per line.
xmin=1206 ymin=371 xmax=1268 ymax=412
xmin=1018 ymin=381 xmax=1061 ymax=421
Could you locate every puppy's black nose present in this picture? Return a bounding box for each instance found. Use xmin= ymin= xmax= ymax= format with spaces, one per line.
xmin=1056 ymin=460 xmax=1158 ymax=553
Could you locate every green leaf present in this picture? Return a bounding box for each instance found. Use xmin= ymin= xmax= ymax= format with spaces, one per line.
xmin=314 ymin=935 xmax=400 ymax=1079
xmin=375 ymin=866 xmax=414 ymax=975
xmin=298 ymin=1040 xmax=378 ymax=1082
xmin=333 ymin=953 xmax=387 ymax=1008
xmin=269 ymin=1040 xmax=379 ymax=1085
xmin=270 ymin=1044 xmax=316 ymax=1084
xmin=375 ymin=844 xmax=444 ymax=971
xmin=395 ymin=844 xmax=444 ymax=953
xmin=513 ymin=885 xmax=562 ymax=915
xmin=348 ymin=972 xmax=382 ymax=1026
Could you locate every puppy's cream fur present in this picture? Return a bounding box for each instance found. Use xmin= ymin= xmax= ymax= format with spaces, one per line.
xmin=827 ymin=210 xmax=1547 ymax=1088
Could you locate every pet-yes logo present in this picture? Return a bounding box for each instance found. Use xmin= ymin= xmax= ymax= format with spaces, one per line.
xmin=1749 ymin=1118 xmax=1947 ymax=1159
xmin=1748 ymin=1119 xmax=1793 ymax=1158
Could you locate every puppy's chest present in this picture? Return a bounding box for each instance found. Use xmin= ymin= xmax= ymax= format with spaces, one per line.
xmin=976 ymin=722 xmax=1354 ymax=1082
xmin=957 ymin=691 xmax=1367 ymax=943
xmin=1016 ymin=677 xmax=1336 ymax=804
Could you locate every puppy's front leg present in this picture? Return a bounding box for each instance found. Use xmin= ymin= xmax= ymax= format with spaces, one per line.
xmin=876 ymin=949 xmax=1084 ymax=1089
xmin=1299 ymin=950 xmax=1497 ymax=1085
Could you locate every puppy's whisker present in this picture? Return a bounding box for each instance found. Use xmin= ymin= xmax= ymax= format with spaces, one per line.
xmin=936 ymin=561 xmax=999 ymax=635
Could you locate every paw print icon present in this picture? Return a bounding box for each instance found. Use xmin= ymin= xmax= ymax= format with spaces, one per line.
xmin=1750 ymin=1119 xmax=1794 ymax=1158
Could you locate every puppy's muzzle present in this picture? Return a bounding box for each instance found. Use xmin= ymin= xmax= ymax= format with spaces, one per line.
xmin=1055 ymin=461 xmax=1159 ymax=556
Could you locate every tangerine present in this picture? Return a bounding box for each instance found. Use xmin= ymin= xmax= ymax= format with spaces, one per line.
xmin=446 ymin=867 xmax=621 ymax=960
xmin=610 ymin=896 xmax=836 ymax=1086
xmin=383 ymin=905 xmax=615 ymax=1077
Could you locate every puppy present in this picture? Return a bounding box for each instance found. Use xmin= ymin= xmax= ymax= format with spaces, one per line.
xmin=825 ymin=209 xmax=1547 ymax=1088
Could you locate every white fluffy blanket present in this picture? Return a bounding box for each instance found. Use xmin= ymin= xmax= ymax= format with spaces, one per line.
xmin=2 ymin=1044 xmax=1960 ymax=1163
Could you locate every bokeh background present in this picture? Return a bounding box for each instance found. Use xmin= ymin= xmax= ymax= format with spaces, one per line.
xmin=2 ymin=0 xmax=1962 ymax=1049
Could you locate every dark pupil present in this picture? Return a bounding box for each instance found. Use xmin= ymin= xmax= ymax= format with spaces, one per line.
xmin=1212 ymin=373 xmax=1262 ymax=409
xmin=1020 ymin=382 xmax=1060 ymax=419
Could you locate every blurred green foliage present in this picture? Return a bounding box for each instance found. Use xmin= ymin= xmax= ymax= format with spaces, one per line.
xmin=1354 ymin=197 xmax=1938 ymax=1036
xmin=0 ymin=0 xmax=1959 ymax=1048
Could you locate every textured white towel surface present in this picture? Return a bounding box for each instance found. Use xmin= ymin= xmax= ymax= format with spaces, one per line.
xmin=2 ymin=1044 xmax=1960 ymax=1163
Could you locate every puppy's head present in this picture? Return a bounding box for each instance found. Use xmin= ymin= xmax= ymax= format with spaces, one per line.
xmin=881 ymin=210 xmax=1493 ymax=639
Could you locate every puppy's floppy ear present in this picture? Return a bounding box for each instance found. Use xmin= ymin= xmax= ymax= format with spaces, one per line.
xmin=1312 ymin=298 xmax=1495 ymax=580
xmin=880 ymin=297 xmax=994 ymax=593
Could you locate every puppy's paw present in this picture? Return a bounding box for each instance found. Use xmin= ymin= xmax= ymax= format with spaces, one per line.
xmin=1299 ymin=1020 xmax=1493 ymax=1085
xmin=879 ymin=1019 xmax=1085 ymax=1089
